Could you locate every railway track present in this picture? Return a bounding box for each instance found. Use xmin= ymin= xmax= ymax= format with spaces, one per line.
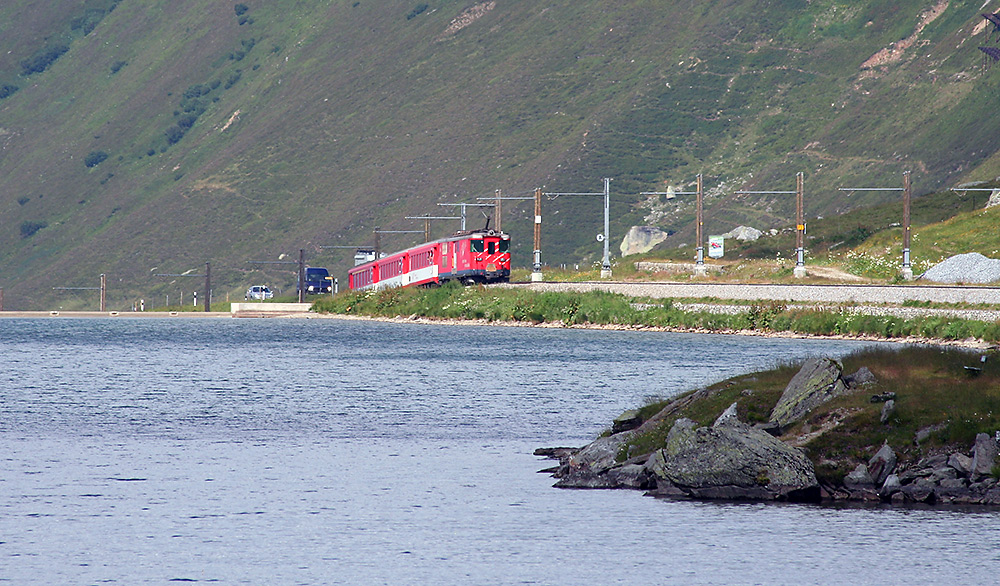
xmin=505 ymin=281 xmax=1000 ymax=306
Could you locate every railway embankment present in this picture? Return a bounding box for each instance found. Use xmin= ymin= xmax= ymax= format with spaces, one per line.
xmin=315 ymin=281 xmax=1000 ymax=347
xmin=505 ymin=281 xmax=1000 ymax=306
xmin=539 ymin=347 xmax=1000 ymax=507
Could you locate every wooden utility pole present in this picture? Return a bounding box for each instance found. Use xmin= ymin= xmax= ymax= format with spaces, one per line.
xmin=204 ymin=262 xmax=211 ymax=312
xmin=839 ymin=171 xmax=914 ymax=280
xmin=796 ymin=171 xmax=805 ymax=276
xmin=100 ymin=273 xmax=106 ymax=312
xmin=298 ymin=249 xmax=305 ymax=303
xmin=495 ymin=189 xmax=502 ymax=232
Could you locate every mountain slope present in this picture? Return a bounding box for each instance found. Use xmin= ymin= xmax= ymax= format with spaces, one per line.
xmin=1 ymin=0 xmax=999 ymax=309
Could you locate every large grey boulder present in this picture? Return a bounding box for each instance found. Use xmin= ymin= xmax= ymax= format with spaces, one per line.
xmin=647 ymin=415 xmax=819 ymax=501
xmin=844 ymin=463 xmax=875 ymax=491
xmin=843 ymin=366 xmax=877 ymax=388
xmin=868 ymin=443 xmax=897 ymax=487
xmin=769 ymin=358 xmax=847 ymax=432
xmin=879 ymin=474 xmax=902 ymax=499
xmin=948 ymin=452 xmax=974 ymax=476
xmin=971 ymin=433 xmax=999 ymax=479
xmin=879 ymin=400 xmax=896 ymax=424
xmin=620 ymin=226 xmax=670 ymax=256
xmin=553 ymin=432 xmax=631 ymax=488
xmin=721 ymin=226 xmax=763 ymax=242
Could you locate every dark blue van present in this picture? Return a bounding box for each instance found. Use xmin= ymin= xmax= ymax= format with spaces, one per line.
xmin=303 ymin=266 xmax=333 ymax=295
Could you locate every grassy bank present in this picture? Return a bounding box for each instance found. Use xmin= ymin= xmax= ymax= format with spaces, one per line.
xmin=313 ymin=284 xmax=1000 ymax=344
xmin=613 ymin=344 xmax=1000 ymax=484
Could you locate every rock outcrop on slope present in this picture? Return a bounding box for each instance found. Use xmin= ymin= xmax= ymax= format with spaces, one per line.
xmin=830 ymin=437 xmax=1000 ymax=505
xmin=619 ymin=226 xmax=671 ymax=257
xmin=769 ymin=357 xmax=848 ymax=432
xmin=646 ymin=408 xmax=819 ymax=501
xmin=721 ymin=226 xmax=763 ymax=242
xmin=541 ymin=356 xmax=1000 ymax=506
xmin=552 ymin=398 xmax=822 ymax=501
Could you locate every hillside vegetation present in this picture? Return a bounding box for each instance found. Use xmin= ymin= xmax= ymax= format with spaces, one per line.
xmin=2 ymin=0 xmax=1000 ymax=309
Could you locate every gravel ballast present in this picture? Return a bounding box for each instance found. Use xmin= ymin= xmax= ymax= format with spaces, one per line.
xmin=921 ymin=253 xmax=1000 ymax=284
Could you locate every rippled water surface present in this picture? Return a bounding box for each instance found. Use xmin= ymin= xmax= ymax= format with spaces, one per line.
xmin=2 ymin=318 xmax=997 ymax=584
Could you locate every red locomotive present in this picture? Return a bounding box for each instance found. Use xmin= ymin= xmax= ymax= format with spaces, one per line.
xmin=348 ymin=230 xmax=511 ymax=290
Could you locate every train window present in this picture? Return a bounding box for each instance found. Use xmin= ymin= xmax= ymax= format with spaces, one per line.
xmin=488 ymin=242 xmax=495 ymax=254
xmin=498 ymin=240 xmax=509 ymax=253
xmin=471 ymin=240 xmax=484 ymax=253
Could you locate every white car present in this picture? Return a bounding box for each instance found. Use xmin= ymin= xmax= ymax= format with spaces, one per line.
xmin=245 ymin=285 xmax=274 ymax=300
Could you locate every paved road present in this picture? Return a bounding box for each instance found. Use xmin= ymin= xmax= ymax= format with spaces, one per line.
xmin=0 ymin=311 xmax=233 ymax=318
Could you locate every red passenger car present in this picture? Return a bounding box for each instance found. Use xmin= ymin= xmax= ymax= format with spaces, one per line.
xmin=348 ymin=230 xmax=510 ymax=291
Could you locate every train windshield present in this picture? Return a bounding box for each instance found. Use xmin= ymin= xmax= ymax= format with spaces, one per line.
xmin=498 ymin=240 xmax=509 ymax=252
xmin=471 ymin=240 xmax=484 ymax=253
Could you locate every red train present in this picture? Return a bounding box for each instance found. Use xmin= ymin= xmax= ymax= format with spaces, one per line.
xmin=348 ymin=230 xmax=511 ymax=291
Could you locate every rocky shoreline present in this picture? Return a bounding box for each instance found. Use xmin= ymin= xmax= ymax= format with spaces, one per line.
xmin=538 ymin=357 xmax=1000 ymax=506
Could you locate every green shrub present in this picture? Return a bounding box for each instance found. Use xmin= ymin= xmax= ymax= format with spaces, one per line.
xmin=0 ymin=84 xmax=18 ymax=100
xmin=21 ymin=44 xmax=70 ymax=75
xmin=84 ymin=151 xmax=109 ymax=168
xmin=224 ymin=70 xmax=242 ymax=89
xmin=20 ymin=221 xmax=47 ymax=238
xmin=165 ymin=126 xmax=186 ymax=144
xmin=176 ymin=114 xmax=198 ymax=130
xmin=234 ymin=3 xmax=249 ymax=16
xmin=183 ymin=84 xmax=210 ymax=99
xmin=406 ymin=4 xmax=428 ymax=19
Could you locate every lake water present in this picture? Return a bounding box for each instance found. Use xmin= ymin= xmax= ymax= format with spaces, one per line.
xmin=1 ymin=318 xmax=997 ymax=585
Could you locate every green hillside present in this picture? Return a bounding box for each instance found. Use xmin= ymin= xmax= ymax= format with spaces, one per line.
xmin=2 ymin=0 xmax=1000 ymax=309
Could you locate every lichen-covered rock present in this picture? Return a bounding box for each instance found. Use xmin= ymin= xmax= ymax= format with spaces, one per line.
xmin=648 ymin=416 xmax=819 ymax=501
xmin=612 ymin=409 xmax=643 ymax=434
xmin=604 ymin=463 xmax=653 ymax=490
xmin=553 ymin=432 xmax=631 ymax=487
xmin=713 ymin=401 xmax=740 ymax=427
xmin=769 ymin=357 xmax=847 ymax=431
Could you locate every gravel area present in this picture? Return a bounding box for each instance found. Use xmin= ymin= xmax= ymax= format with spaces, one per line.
xmin=922 ymin=253 xmax=1000 ymax=284
xmin=672 ymin=302 xmax=1000 ymax=322
xmin=509 ymin=281 xmax=1000 ymax=305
